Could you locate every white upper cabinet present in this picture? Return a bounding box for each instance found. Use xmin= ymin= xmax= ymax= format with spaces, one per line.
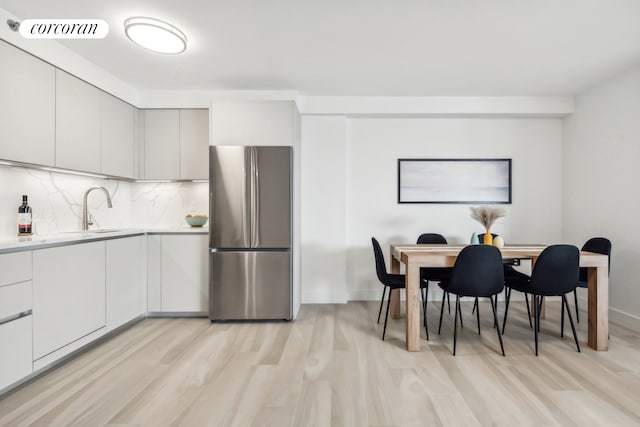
xmin=0 ymin=40 xmax=55 ymax=166
xmin=101 ymin=93 xmax=135 ymax=178
xmin=55 ymin=70 xmax=101 ymax=173
xmin=144 ymin=110 xmax=180 ymax=179
xmin=143 ymin=109 xmax=209 ymax=180
xmin=180 ymin=109 xmax=209 ymax=180
xmin=212 ymin=101 xmax=294 ymax=146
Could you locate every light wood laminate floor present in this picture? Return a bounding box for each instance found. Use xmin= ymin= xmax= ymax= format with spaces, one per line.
xmin=1 ymin=301 xmax=640 ymax=426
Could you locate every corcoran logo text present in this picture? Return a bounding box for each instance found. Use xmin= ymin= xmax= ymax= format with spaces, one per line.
xmin=19 ymin=19 xmax=109 ymax=39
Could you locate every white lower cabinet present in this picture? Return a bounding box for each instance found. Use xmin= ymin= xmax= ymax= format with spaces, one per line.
xmin=147 ymin=234 xmax=208 ymax=313
xmin=0 ymin=259 xmax=34 ymax=391
xmin=0 ymin=315 xmax=33 ymax=390
xmin=33 ymin=242 xmax=106 ymax=360
xmin=106 ymin=236 xmax=146 ymax=332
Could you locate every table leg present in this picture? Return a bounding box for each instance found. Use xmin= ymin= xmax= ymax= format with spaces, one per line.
xmin=390 ymin=248 xmax=401 ymax=319
xmin=588 ymin=266 xmax=609 ymax=350
xmin=406 ymin=262 xmax=421 ymax=351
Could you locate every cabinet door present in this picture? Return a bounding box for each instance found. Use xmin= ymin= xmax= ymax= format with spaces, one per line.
xmin=212 ymin=101 xmax=293 ymax=146
xmin=55 ymin=70 xmax=102 ymax=172
xmin=101 ymin=93 xmax=135 ymax=178
xmin=146 ymin=234 xmax=162 ymax=312
xmin=180 ymin=109 xmax=209 ymax=180
xmin=106 ymin=237 xmax=146 ymax=332
xmin=144 ymin=110 xmax=180 ymax=179
xmin=161 ymin=234 xmax=208 ymax=312
xmin=0 ymin=41 xmax=55 ymax=165
xmin=32 ymin=242 xmax=106 ymax=359
xmin=0 ymin=316 xmax=33 ymax=390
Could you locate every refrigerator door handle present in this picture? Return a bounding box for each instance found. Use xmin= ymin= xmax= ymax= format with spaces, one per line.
xmin=250 ymin=146 xmax=260 ymax=248
xmin=243 ymin=147 xmax=253 ymax=247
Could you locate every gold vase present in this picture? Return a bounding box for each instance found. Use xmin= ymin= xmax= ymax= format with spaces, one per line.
xmin=483 ymin=230 xmax=493 ymax=245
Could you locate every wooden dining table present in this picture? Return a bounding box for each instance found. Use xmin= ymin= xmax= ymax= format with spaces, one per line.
xmin=389 ymin=244 xmax=610 ymax=352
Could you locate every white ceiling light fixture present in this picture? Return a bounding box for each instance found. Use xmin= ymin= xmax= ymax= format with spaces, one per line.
xmin=124 ymin=17 xmax=187 ymax=54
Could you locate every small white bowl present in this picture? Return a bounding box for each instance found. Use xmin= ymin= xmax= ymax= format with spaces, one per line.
xmin=185 ymin=215 xmax=208 ymax=227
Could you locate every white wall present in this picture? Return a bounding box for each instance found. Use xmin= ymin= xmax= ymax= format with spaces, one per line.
xmin=301 ymin=117 xmax=349 ymax=303
xmin=301 ymin=116 xmax=564 ymax=302
xmin=563 ymin=64 xmax=640 ymax=329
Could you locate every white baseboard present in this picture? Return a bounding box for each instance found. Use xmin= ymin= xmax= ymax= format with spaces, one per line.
xmin=576 ymin=295 xmax=640 ymax=332
xmin=301 ymin=290 xmax=349 ymax=304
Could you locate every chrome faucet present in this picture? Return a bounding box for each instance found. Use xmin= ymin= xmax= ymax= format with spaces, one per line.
xmin=81 ymin=186 xmax=113 ymax=231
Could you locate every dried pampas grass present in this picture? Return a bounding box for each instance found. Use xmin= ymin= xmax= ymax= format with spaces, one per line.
xmin=470 ymin=206 xmax=506 ymax=230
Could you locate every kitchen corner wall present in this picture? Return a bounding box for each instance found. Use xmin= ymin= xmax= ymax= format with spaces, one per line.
xmin=0 ymin=166 xmax=208 ymax=237
xmin=301 ymin=115 xmax=564 ymax=303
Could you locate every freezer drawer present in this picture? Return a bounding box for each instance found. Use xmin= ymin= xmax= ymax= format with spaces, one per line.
xmin=209 ymin=251 xmax=292 ymax=320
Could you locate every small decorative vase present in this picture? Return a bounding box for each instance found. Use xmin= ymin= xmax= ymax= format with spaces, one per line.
xmin=493 ymin=235 xmax=504 ymax=248
xmin=470 ymin=232 xmax=479 ymax=245
xmin=483 ymin=230 xmax=493 ymax=245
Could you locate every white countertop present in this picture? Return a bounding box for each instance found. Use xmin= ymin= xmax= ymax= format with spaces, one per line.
xmin=0 ymin=227 xmax=208 ymax=254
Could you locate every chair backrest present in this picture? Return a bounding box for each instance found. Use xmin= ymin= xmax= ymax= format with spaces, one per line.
xmin=371 ymin=237 xmax=389 ymax=285
xmin=447 ymin=245 xmax=505 ymax=297
xmin=529 ymin=244 xmax=579 ymax=296
xmin=580 ymin=237 xmax=612 ymax=281
xmin=416 ymin=233 xmax=447 ymax=244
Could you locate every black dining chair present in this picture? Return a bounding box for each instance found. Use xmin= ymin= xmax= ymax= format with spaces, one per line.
xmin=474 ymin=233 xmax=530 ymax=327
xmin=437 ymin=245 xmax=506 ymax=356
xmin=417 ymin=233 xmax=452 ymax=321
xmin=570 ymin=237 xmax=611 ymax=323
xmin=502 ymin=244 xmax=580 ymax=356
xmin=371 ymin=237 xmax=428 ymax=340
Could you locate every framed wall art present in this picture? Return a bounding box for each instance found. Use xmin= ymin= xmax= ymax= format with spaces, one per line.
xmin=397 ymin=158 xmax=512 ymax=204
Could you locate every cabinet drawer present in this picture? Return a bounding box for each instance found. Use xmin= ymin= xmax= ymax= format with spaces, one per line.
xmin=0 ymin=251 xmax=32 ymax=287
xmin=0 ymin=281 xmax=32 ymax=321
xmin=0 ymin=315 xmax=33 ymax=390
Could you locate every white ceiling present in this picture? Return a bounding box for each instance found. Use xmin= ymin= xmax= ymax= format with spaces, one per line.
xmin=3 ymin=0 xmax=640 ymax=96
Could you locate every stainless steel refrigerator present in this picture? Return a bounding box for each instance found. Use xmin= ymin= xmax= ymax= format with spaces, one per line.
xmin=209 ymin=146 xmax=292 ymax=320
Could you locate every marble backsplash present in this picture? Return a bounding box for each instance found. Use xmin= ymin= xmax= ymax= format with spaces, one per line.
xmin=0 ymin=165 xmax=208 ymax=237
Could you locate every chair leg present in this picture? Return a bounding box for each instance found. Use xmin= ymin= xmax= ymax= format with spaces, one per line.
xmin=438 ymin=291 xmax=446 ymax=335
xmin=377 ymin=287 xmax=387 ymax=324
xmin=472 ymin=297 xmax=478 ymax=314
xmin=458 ymin=297 xmax=464 ymax=329
xmin=476 ymin=297 xmax=481 ymax=335
xmin=453 ymin=296 xmax=460 ymax=356
xmin=563 ymin=294 xmax=581 ymax=353
xmin=561 ymin=295 xmax=565 ymax=338
xmin=537 ymin=297 xmax=543 ymax=332
xmin=502 ymin=287 xmax=511 ymax=332
xmin=447 ymin=292 xmax=451 ymax=314
xmin=574 ymin=289 xmax=580 ymax=323
xmin=382 ymin=289 xmax=392 ymax=340
xmin=490 ymin=296 xmax=505 ymax=356
xmin=494 ymin=294 xmax=499 ymax=328
xmin=524 ymin=293 xmax=532 ymax=328
xmin=534 ymin=295 xmax=540 ymax=356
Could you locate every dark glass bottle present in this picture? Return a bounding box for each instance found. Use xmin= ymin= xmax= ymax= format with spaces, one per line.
xmin=18 ymin=195 xmax=32 ymax=235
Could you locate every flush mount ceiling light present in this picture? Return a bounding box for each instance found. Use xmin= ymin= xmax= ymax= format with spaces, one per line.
xmin=124 ymin=17 xmax=187 ymax=54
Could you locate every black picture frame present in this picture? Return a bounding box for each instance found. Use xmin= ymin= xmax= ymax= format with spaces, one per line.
xmin=397 ymin=158 xmax=512 ymax=204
